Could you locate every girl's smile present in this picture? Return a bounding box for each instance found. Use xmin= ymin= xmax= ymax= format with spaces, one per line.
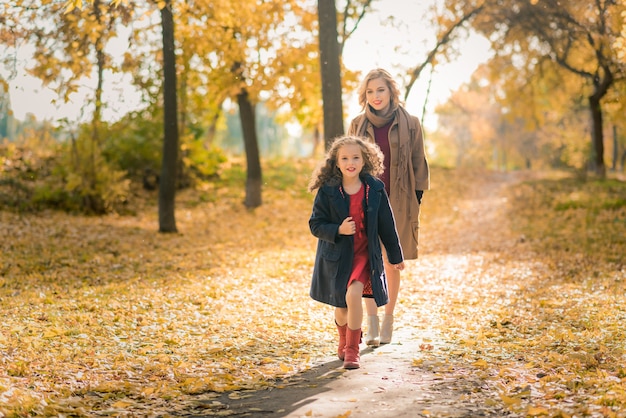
xmin=337 ymin=144 xmax=365 ymax=183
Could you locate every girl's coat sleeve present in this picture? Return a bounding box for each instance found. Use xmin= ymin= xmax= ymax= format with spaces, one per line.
xmin=309 ymin=188 xmax=341 ymax=243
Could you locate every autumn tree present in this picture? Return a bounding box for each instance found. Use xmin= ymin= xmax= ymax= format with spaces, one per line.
xmin=435 ymin=65 xmax=500 ymax=168
xmin=437 ymin=55 xmax=601 ymax=170
xmin=466 ymin=0 xmax=626 ymax=178
xmin=59 ymin=0 xmax=321 ymax=214
xmin=0 ymin=0 xmax=135 ymax=213
xmin=173 ymin=0 xmax=320 ymax=207
xmin=605 ymin=82 xmax=626 ymax=171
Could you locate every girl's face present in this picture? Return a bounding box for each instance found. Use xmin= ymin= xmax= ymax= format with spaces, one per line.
xmin=365 ymin=77 xmax=391 ymax=112
xmin=336 ymin=144 xmax=364 ymax=180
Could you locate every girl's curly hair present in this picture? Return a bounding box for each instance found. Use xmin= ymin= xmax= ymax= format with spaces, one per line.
xmin=308 ymin=135 xmax=385 ymax=192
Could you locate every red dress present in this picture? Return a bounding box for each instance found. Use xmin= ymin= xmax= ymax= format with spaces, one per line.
xmin=346 ymin=183 xmax=372 ymax=296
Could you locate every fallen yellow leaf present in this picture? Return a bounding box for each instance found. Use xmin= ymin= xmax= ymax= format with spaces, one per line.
xmin=472 ymin=359 xmax=488 ymax=368
xmin=500 ymin=394 xmax=522 ymax=406
xmin=527 ymin=406 xmax=549 ymax=416
xmin=111 ymin=400 xmax=133 ymax=408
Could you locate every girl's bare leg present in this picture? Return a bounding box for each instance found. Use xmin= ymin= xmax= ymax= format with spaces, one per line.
xmin=334 ymin=307 xmax=348 ymax=326
xmin=345 ymin=281 xmax=364 ymax=330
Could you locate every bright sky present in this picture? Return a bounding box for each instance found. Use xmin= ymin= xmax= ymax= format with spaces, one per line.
xmin=6 ymin=1 xmax=492 ymax=131
xmin=7 ymin=41 xmax=141 ymax=124
xmin=342 ymin=1 xmax=492 ymax=130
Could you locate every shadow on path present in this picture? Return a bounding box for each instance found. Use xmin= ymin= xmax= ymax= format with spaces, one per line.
xmin=173 ymin=328 xmax=516 ymax=417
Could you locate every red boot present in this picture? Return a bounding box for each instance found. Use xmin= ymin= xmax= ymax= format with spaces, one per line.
xmin=336 ymin=322 xmax=347 ymax=361
xmin=343 ymin=327 xmax=362 ymax=369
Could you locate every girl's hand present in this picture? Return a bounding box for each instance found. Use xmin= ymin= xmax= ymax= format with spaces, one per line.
xmin=393 ymin=262 xmax=405 ymax=271
xmin=338 ymin=217 xmax=355 ymax=235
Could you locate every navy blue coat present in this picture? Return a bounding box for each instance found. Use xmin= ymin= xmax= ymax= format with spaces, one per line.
xmin=309 ymin=174 xmax=404 ymax=308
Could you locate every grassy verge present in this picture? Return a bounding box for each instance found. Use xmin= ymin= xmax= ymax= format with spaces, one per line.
xmin=509 ymin=172 xmax=625 ymax=275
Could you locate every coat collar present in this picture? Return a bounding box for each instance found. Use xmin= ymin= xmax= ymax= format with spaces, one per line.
xmin=321 ymin=174 xmax=384 ymax=195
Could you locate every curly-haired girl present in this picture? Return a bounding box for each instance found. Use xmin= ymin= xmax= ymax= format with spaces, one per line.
xmin=308 ymin=135 xmax=404 ymax=369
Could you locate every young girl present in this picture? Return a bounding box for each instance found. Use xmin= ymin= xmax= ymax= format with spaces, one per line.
xmin=308 ymin=135 xmax=405 ymax=369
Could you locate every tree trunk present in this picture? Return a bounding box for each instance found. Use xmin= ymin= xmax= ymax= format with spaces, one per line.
xmin=612 ymin=125 xmax=617 ymax=171
xmin=83 ymin=0 xmax=105 ymax=213
xmin=159 ymin=0 xmax=179 ymax=233
xmin=93 ymin=0 xmax=104 ymax=132
xmin=237 ymin=88 xmax=262 ymax=208
xmin=205 ymin=112 xmax=220 ymax=145
xmin=588 ymin=93 xmax=606 ymax=178
xmin=317 ymin=0 xmax=344 ymax=150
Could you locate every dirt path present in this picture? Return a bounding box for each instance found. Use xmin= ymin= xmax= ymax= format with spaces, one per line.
xmin=175 ymin=171 xmax=530 ymax=417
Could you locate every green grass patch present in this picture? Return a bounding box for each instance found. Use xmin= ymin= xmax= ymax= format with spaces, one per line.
xmin=508 ymin=174 xmax=626 ymax=272
xmin=190 ymin=157 xmax=316 ymax=205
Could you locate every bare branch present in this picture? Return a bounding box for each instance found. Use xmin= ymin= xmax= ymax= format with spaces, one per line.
xmin=338 ymin=0 xmax=373 ymax=55
xmin=404 ymin=3 xmax=485 ymax=100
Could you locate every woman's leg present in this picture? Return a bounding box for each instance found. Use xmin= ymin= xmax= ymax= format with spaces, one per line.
xmin=383 ymin=258 xmax=401 ymax=316
xmin=365 ymin=264 xmax=401 ymax=316
xmin=380 ymin=258 xmax=400 ymax=344
xmin=363 ymin=297 xmax=379 ymax=346
xmin=364 ymin=297 xmax=377 ymax=315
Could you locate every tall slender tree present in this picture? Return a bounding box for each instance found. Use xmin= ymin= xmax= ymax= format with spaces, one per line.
xmin=317 ymin=0 xmax=344 ymax=149
xmin=158 ymin=0 xmax=178 ymax=232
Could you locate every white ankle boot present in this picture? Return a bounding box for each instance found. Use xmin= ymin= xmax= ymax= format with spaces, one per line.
xmin=380 ymin=314 xmax=394 ymax=344
xmin=364 ymin=315 xmax=380 ymax=346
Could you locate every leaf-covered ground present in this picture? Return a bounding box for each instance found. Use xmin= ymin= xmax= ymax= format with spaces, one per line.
xmin=406 ymin=169 xmax=626 ymax=417
xmin=1 ymin=162 xmax=625 ymax=417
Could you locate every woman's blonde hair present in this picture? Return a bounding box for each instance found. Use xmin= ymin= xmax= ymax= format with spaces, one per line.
xmin=308 ymin=135 xmax=385 ymax=192
xmin=357 ymin=68 xmax=404 ymax=111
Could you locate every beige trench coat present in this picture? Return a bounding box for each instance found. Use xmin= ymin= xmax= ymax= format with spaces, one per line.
xmin=348 ymin=113 xmax=430 ymax=259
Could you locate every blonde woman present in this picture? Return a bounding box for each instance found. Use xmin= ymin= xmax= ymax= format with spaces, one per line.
xmin=348 ymin=68 xmax=430 ymax=345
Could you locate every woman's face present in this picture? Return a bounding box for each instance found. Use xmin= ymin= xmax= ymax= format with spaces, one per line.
xmin=365 ymin=77 xmax=391 ymax=112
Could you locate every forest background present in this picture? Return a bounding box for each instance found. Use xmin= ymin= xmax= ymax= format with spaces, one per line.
xmin=0 ymin=0 xmax=624 ymax=220
xmin=0 ymin=0 xmax=626 ymax=416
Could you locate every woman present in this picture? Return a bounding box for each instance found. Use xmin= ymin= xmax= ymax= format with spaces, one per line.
xmin=348 ymin=68 xmax=430 ymax=345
